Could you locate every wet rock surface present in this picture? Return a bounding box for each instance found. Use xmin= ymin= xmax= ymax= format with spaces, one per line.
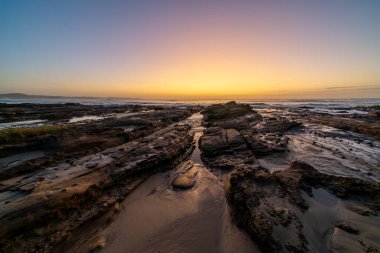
xmin=200 ymin=127 xmax=256 ymax=169
xmin=0 ymin=123 xmax=194 ymax=252
xmin=0 ymin=105 xmax=199 ymax=180
xmin=228 ymin=164 xmax=308 ymax=252
xmin=94 ymin=112 xmax=258 ymax=253
xmin=199 ymin=102 xmax=380 ymax=253
xmin=289 ymin=107 xmax=380 ymax=140
xmin=228 ymin=162 xmax=380 ymax=253
xmin=2 ymin=101 xmax=380 ymax=253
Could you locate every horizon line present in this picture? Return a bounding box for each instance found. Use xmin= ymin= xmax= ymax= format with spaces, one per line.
xmin=1 ymin=92 xmax=380 ymax=101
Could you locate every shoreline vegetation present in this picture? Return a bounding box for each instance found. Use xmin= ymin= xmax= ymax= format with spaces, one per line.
xmin=0 ymin=126 xmax=69 ymax=145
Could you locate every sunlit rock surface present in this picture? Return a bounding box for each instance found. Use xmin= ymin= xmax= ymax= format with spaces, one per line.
xmin=0 ymin=124 xmax=193 ymax=252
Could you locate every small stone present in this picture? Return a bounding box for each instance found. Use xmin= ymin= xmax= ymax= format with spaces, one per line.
xmin=172 ymin=175 xmax=196 ymax=189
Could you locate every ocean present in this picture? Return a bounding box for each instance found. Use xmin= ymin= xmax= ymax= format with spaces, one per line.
xmin=1 ymin=98 xmax=379 ymax=110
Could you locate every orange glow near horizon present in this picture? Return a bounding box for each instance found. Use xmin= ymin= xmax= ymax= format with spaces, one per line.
xmin=1 ymin=1 xmax=380 ymax=99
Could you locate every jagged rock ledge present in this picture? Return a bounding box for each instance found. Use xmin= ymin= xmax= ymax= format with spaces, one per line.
xmin=227 ymin=162 xmax=380 ymax=253
xmin=0 ymin=124 xmax=193 ymax=252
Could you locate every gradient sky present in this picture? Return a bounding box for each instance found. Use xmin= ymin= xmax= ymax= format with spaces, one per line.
xmin=1 ymin=0 xmax=380 ymax=99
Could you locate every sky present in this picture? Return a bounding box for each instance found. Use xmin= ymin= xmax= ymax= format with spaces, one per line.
xmin=1 ymin=0 xmax=380 ymax=99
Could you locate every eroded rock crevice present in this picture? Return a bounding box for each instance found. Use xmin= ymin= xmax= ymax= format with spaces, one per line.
xmin=200 ymin=101 xmax=380 ymax=253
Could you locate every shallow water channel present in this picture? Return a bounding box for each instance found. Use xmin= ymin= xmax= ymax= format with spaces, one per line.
xmin=100 ymin=113 xmax=259 ymax=253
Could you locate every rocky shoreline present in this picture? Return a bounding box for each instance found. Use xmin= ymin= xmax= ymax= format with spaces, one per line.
xmin=1 ymin=101 xmax=379 ymax=253
xmin=0 ymin=104 xmax=200 ymax=179
xmin=200 ymin=101 xmax=380 ymax=253
xmin=0 ymin=104 xmax=200 ymax=252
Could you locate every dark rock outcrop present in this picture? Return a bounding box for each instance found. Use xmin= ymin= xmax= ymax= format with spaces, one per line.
xmin=0 ymin=106 xmax=200 ymax=180
xmin=200 ymin=127 xmax=256 ymax=169
xmin=0 ymin=124 xmax=194 ymax=252
xmin=227 ymin=162 xmax=380 ymax=253
xmin=203 ymin=101 xmax=255 ymax=122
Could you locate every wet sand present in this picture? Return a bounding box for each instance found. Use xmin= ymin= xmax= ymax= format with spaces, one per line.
xmin=100 ymin=113 xmax=259 ymax=253
xmin=301 ymin=188 xmax=380 ymax=252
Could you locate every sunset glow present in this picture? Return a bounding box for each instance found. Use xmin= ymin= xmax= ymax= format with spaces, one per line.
xmin=1 ymin=1 xmax=380 ymax=98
